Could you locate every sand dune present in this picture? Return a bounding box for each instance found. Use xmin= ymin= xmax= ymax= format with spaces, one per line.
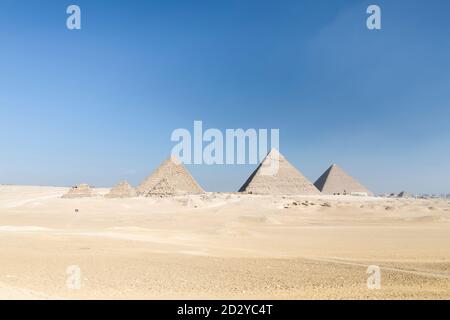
xmin=0 ymin=185 xmax=450 ymax=299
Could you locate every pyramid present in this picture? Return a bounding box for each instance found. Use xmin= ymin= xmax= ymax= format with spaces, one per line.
xmin=397 ymin=191 xmax=412 ymax=198
xmin=314 ymin=164 xmax=373 ymax=196
xmin=239 ymin=149 xmax=320 ymax=195
xmin=62 ymin=184 xmax=97 ymax=198
xmin=147 ymin=178 xmax=176 ymax=196
xmin=137 ymin=156 xmax=204 ymax=196
xmin=105 ymin=181 xmax=137 ymax=198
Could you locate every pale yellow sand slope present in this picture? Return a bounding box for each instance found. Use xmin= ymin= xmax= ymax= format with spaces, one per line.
xmin=0 ymin=185 xmax=449 ymax=299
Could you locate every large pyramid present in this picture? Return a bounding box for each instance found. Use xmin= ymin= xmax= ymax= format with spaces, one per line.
xmin=239 ymin=149 xmax=320 ymax=195
xmin=105 ymin=181 xmax=137 ymax=198
xmin=314 ymin=164 xmax=373 ymax=196
xmin=137 ymin=156 xmax=204 ymax=196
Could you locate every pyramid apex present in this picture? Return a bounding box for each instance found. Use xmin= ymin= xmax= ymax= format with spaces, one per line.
xmin=266 ymin=148 xmax=279 ymax=156
xmin=328 ymin=164 xmax=342 ymax=172
xmin=117 ymin=180 xmax=132 ymax=186
xmin=169 ymin=154 xmax=182 ymax=165
xmin=266 ymin=148 xmax=282 ymax=158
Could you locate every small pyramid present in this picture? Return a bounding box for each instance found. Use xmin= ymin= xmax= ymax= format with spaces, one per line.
xmin=137 ymin=156 xmax=204 ymax=196
xmin=105 ymin=181 xmax=137 ymax=198
xmin=239 ymin=149 xmax=320 ymax=195
xmin=146 ymin=178 xmax=176 ymax=197
xmin=62 ymin=184 xmax=97 ymax=198
xmin=314 ymin=164 xmax=373 ymax=196
xmin=397 ymin=191 xmax=412 ymax=198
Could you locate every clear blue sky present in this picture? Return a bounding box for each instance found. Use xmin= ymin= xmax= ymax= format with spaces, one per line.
xmin=1 ymin=0 xmax=449 ymax=194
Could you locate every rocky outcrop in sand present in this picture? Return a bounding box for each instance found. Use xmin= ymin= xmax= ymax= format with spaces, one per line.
xmin=314 ymin=164 xmax=373 ymax=196
xmin=239 ymin=149 xmax=320 ymax=195
xmin=137 ymin=156 xmax=204 ymax=196
xmin=105 ymin=181 xmax=137 ymax=198
xmin=62 ymin=184 xmax=97 ymax=198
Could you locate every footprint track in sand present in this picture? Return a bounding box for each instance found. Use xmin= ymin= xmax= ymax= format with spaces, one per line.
xmin=306 ymin=256 xmax=450 ymax=279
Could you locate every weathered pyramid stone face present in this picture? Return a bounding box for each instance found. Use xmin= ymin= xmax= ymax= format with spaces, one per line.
xmin=137 ymin=156 xmax=204 ymax=196
xmin=314 ymin=164 xmax=373 ymax=196
xmin=105 ymin=181 xmax=137 ymax=198
xmin=239 ymin=149 xmax=320 ymax=195
xmin=146 ymin=178 xmax=176 ymax=197
xmin=62 ymin=184 xmax=97 ymax=198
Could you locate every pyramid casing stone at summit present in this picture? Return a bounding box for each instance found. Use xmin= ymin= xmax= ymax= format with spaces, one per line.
xmin=137 ymin=156 xmax=204 ymax=196
xmin=105 ymin=181 xmax=137 ymax=198
xmin=239 ymin=149 xmax=320 ymax=195
xmin=314 ymin=164 xmax=373 ymax=196
xmin=62 ymin=184 xmax=97 ymax=198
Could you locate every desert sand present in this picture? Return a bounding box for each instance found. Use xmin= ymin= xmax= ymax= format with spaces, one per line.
xmin=1 ymin=185 xmax=450 ymax=300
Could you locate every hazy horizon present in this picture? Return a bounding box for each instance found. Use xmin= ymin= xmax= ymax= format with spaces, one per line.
xmin=1 ymin=0 xmax=449 ymax=194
